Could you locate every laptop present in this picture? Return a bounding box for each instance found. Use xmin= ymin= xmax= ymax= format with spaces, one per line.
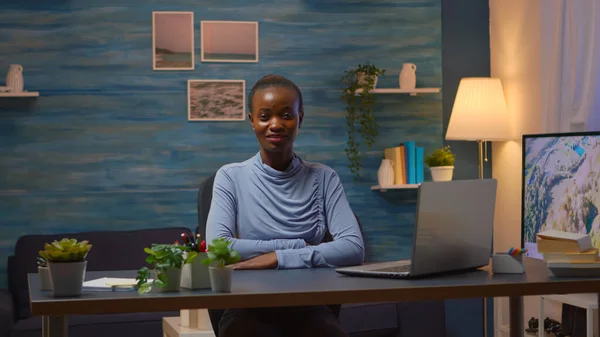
xmin=336 ymin=178 xmax=497 ymax=278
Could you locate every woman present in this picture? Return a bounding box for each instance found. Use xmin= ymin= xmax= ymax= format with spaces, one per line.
xmin=206 ymin=74 xmax=365 ymax=337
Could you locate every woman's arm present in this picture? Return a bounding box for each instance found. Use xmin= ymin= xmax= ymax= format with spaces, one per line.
xmin=205 ymin=169 xmax=307 ymax=260
xmin=274 ymin=170 xmax=365 ymax=269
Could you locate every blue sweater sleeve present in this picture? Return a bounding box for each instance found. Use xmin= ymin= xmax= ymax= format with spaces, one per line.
xmin=205 ymin=169 xmax=307 ymax=260
xmin=274 ymin=170 xmax=365 ymax=269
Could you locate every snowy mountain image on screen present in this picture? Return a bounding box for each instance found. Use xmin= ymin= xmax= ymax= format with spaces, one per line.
xmin=523 ymin=135 xmax=600 ymax=248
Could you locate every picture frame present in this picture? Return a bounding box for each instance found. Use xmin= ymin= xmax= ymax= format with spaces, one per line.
xmin=152 ymin=11 xmax=195 ymax=70
xmin=187 ymin=80 xmax=246 ymax=121
xmin=200 ymin=21 xmax=259 ymax=63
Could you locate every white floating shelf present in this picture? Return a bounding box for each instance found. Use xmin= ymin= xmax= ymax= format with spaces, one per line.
xmin=0 ymin=92 xmax=39 ymax=97
xmin=371 ymin=184 xmax=420 ymax=192
xmin=355 ymin=88 xmax=440 ymax=96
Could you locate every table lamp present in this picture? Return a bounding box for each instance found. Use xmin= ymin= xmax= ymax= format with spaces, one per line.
xmin=445 ymin=77 xmax=512 ymax=179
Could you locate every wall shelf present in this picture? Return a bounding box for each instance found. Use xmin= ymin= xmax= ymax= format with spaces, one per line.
xmin=371 ymin=184 xmax=420 ymax=192
xmin=355 ymin=88 xmax=440 ymax=96
xmin=0 ymin=92 xmax=39 ymax=97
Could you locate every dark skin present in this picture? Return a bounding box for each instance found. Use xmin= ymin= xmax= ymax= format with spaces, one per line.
xmin=229 ymin=85 xmax=305 ymax=270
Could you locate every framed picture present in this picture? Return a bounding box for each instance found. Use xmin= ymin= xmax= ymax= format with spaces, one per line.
xmin=188 ymin=80 xmax=246 ymax=121
xmin=152 ymin=11 xmax=194 ymax=70
xmin=201 ymin=21 xmax=259 ymax=63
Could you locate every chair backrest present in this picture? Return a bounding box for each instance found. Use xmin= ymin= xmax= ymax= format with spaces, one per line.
xmin=8 ymin=227 xmax=193 ymax=320
xmin=196 ymin=172 xmax=216 ymax=239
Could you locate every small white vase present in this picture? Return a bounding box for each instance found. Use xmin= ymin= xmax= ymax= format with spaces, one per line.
xmin=209 ymin=266 xmax=233 ymax=292
xmin=357 ymin=72 xmax=378 ymax=89
xmin=159 ymin=267 xmax=182 ymax=292
xmin=38 ymin=266 xmax=52 ymax=291
xmin=399 ymin=63 xmax=417 ymax=89
xmin=6 ymin=64 xmax=24 ymax=93
xmin=181 ymin=253 xmax=211 ymax=290
xmin=430 ymin=166 xmax=454 ymax=182
xmin=48 ymin=260 xmax=87 ymax=297
xmin=377 ymin=159 xmax=394 ymax=186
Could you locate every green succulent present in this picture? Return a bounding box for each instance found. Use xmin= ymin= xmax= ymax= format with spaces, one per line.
xmin=38 ymin=238 xmax=92 ymax=262
xmin=424 ymin=145 xmax=455 ymax=167
xmin=201 ymin=238 xmax=241 ymax=268
xmin=136 ymin=243 xmax=197 ymax=294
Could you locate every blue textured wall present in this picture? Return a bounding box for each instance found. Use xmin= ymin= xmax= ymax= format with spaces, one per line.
xmin=0 ymin=0 xmax=442 ymax=285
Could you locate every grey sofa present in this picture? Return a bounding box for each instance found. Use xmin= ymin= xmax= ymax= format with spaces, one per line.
xmin=0 ymin=227 xmax=190 ymax=337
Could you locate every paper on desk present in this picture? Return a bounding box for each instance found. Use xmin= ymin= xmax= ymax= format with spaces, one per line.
xmin=83 ymin=277 xmax=151 ymax=291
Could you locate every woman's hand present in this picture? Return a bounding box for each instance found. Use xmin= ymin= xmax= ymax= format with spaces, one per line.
xmin=230 ymin=251 xmax=278 ymax=270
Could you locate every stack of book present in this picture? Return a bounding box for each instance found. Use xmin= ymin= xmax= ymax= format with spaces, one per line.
xmin=537 ymin=230 xmax=600 ymax=276
xmin=383 ymin=141 xmax=424 ymax=185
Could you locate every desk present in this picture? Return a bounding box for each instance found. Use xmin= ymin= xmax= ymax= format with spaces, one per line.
xmin=28 ymin=258 xmax=600 ymax=337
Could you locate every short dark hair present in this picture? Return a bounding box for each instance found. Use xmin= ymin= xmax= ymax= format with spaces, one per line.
xmin=248 ymin=74 xmax=304 ymax=113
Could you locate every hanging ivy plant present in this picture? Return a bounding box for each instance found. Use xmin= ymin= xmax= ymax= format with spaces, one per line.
xmin=340 ymin=63 xmax=386 ymax=179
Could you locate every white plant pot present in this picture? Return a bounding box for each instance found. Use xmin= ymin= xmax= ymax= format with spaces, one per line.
xmin=38 ymin=266 xmax=52 ymax=291
xmin=181 ymin=253 xmax=211 ymax=290
xmin=430 ymin=166 xmax=454 ymax=182
xmin=158 ymin=267 xmax=182 ymax=292
xmin=47 ymin=260 xmax=87 ymax=297
xmin=357 ymin=72 xmax=378 ymax=89
xmin=209 ymin=266 xmax=233 ymax=293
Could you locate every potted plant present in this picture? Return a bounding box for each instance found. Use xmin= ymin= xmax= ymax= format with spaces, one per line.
xmin=201 ymin=238 xmax=240 ymax=292
xmin=39 ymin=238 xmax=92 ymax=297
xmin=136 ymin=243 xmax=197 ymax=294
xmin=424 ymin=145 xmax=455 ymax=182
xmin=181 ymin=234 xmax=211 ymax=290
xmin=36 ymin=254 xmax=52 ymax=291
xmin=340 ymin=63 xmax=386 ymax=179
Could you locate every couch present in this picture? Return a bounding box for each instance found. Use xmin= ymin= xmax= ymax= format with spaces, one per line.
xmin=0 ymin=227 xmax=192 ymax=337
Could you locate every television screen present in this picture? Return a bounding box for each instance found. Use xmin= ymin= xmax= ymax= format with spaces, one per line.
xmin=522 ymin=131 xmax=600 ymax=259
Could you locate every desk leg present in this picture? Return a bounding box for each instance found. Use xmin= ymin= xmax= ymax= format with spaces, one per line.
xmin=509 ymin=296 xmax=523 ymax=337
xmin=42 ymin=315 xmax=67 ymax=337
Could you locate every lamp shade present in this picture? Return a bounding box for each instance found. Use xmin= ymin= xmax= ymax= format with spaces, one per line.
xmin=445 ymin=77 xmax=512 ymax=141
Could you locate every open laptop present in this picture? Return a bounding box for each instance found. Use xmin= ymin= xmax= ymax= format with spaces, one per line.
xmin=336 ymin=178 xmax=497 ymax=279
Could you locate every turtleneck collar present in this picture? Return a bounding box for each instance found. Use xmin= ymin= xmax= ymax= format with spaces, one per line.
xmin=252 ymin=151 xmax=303 ymax=179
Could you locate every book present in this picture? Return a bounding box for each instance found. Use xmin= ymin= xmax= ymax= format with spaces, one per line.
xmin=536 ymin=230 xmax=593 ymax=253
xmin=404 ymin=141 xmax=416 ymax=184
xmin=82 ymin=277 xmax=144 ymax=292
xmin=384 ymin=145 xmax=406 ymax=185
xmin=415 ymin=147 xmax=424 ymax=183
xmin=543 ymin=248 xmax=599 ymax=263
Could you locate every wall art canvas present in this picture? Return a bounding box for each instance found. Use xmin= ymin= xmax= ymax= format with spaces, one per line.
xmin=201 ymin=21 xmax=259 ymax=63
xmin=152 ymin=11 xmax=194 ymax=70
xmin=188 ymin=80 xmax=246 ymax=121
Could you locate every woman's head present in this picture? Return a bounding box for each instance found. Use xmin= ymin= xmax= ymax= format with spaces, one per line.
xmin=248 ymin=75 xmax=304 ymax=157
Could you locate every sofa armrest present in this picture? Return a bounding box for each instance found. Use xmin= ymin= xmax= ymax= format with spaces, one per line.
xmin=0 ymin=288 xmax=15 ymax=337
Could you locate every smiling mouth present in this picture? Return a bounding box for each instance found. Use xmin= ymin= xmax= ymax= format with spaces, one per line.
xmin=266 ymin=135 xmax=287 ymax=143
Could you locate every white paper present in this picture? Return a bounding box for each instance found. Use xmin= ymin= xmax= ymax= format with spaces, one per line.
xmin=83 ymin=277 xmax=151 ymax=289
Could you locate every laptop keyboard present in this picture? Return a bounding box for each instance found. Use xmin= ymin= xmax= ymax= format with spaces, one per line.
xmin=374 ymin=264 xmax=411 ymax=273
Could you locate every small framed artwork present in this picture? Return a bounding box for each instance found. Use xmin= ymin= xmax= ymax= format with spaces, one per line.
xmin=201 ymin=21 xmax=259 ymax=63
xmin=188 ymin=80 xmax=246 ymax=121
xmin=152 ymin=11 xmax=194 ymax=70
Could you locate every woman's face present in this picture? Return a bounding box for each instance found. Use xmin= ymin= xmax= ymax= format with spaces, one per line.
xmin=249 ymin=86 xmax=303 ymax=154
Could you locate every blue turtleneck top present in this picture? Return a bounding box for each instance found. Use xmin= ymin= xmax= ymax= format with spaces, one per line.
xmin=205 ymin=152 xmax=365 ymax=269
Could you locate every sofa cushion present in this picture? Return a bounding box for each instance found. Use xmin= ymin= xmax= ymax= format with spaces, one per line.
xmin=11 ymin=311 xmax=180 ymax=337
xmin=12 ymin=311 xmax=180 ymax=331
xmin=10 ymin=227 xmax=194 ymax=320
